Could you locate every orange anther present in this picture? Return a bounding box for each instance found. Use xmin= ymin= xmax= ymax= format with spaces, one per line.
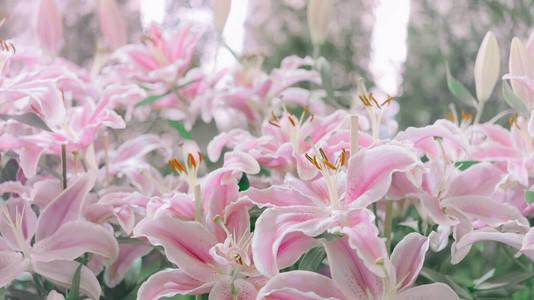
xmin=271 ymin=111 xmax=278 ymax=122
xmin=369 ymin=93 xmax=381 ymax=108
xmin=302 ymin=105 xmax=308 ymax=118
xmin=30 ymin=104 xmax=43 ymax=116
xmin=268 ymin=120 xmax=280 ymax=127
xmin=310 ymin=114 xmax=315 ymax=122
xmin=359 ymin=95 xmax=371 ymax=106
xmin=188 ymin=153 xmax=196 ymax=168
xmin=323 ymin=159 xmax=337 ymax=170
xmin=340 ymin=148 xmax=346 ymax=167
xmin=288 ymin=116 xmax=296 ymax=127
xmin=319 ymin=148 xmax=328 ymax=161
xmin=198 ymin=152 xmax=202 ymax=164
xmin=305 ymin=153 xmax=314 ymax=164
xmin=168 ymin=160 xmax=179 ymax=173
xmin=172 ymin=158 xmax=185 ymax=172
xmin=312 ymin=155 xmax=322 ymax=170
xmin=381 ymin=96 xmax=393 ymax=106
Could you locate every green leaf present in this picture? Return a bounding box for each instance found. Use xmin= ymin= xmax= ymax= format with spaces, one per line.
xmin=316 ymin=57 xmax=335 ymax=105
xmin=503 ymin=81 xmax=528 ymax=113
xmin=66 ymin=262 xmax=83 ymax=300
xmin=238 ymin=173 xmax=250 ymax=191
xmin=298 ymin=246 xmax=326 ymax=272
xmin=1 ymin=159 xmax=18 ymax=182
xmin=0 ymin=112 xmax=52 ymax=131
xmin=475 ymin=271 xmax=534 ymax=290
xmin=454 ymin=160 xmax=481 ymax=171
xmin=445 ymin=63 xmax=477 ymax=107
xmin=117 ymin=237 xmax=151 ymax=246
xmin=525 ymin=191 xmax=534 ymax=205
xmin=168 ymin=120 xmax=192 ymax=140
xmin=135 ymin=91 xmax=171 ymax=107
xmin=420 ymin=267 xmax=473 ymax=300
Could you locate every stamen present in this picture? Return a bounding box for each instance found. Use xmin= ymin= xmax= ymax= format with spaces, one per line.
xmin=172 ymin=158 xmax=185 ymax=172
xmin=323 ymin=159 xmax=337 ymax=170
xmin=509 ymin=113 xmax=520 ymax=129
xmin=319 ymin=148 xmax=328 ymax=161
xmin=288 ymin=116 xmax=296 ymax=127
xmin=271 ymin=111 xmax=278 ymax=122
xmin=310 ymin=114 xmax=314 ymax=122
xmin=188 ymin=153 xmax=196 ymax=168
xmin=359 ymin=95 xmax=371 ymax=106
xmin=168 ymin=160 xmax=179 ymax=173
xmin=268 ymin=120 xmax=280 ymax=127
xmin=340 ymin=148 xmax=346 ymax=167
xmin=312 ymin=155 xmax=322 ymax=170
xmin=369 ymin=93 xmax=381 ymax=108
xmin=305 ymin=153 xmax=314 ymax=164
xmin=302 ymin=105 xmax=308 ymax=118
xmin=381 ymin=96 xmax=393 ymax=106
xmin=444 ymin=112 xmax=455 ymax=122
xmin=198 ymin=152 xmax=202 ymax=164
xmin=30 ymin=104 xmax=43 ymax=117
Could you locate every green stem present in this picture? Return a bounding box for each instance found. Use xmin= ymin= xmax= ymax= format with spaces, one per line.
xmin=384 ymin=200 xmax=393 ymax=253
xmin=194 ymin=184 xmax=202 ymax=223
xmin=61 ymin=144 xmax=67 ymax=190
xmin=372 ymin=202 xmax=378 ymax=227
xmin=32 ymin=273 xmax=46 ymax=296
xmin=474 ymin=100 xmax=485 ymax=124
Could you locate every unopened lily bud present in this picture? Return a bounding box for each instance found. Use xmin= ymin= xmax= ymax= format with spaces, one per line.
xmin=474 ymin=31 xmax=500 ymax=102
xmin=509 ymin=37 xmax=534 ymax=111
xmin=99 ymin=0 xmax=127 ymax=50
xmin=212 ymin=0 xmax=232 ymax=34
xmin=307 ymin=0 xmax=334 ymax=46
xmin=36 ymin=0 xmax=63 ymax=54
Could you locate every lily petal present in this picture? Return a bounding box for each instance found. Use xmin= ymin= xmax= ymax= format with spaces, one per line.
xmin=257 ymin=271 xmax=345 ymax=300
xmin=33 ymin=260 xmax=101 ymax=300
xmin=32 ymin=221 xmax=119 ymax=263
xmin=133 ymin=216 xmax=220 ymax=282
xmin=323 ymin=237 xmax=382 ymax=299
xmin=137 ymin=269 xmax=213 ymax=300
xmin=251 ymin=206 xmax=333 ymax=276
xmin=391 ymin=233 xmax=429 ymax=291
xmin=346 ymin=145 xmax=421 ymax=208
xmin=209 ymin=279 xmax=258 ymax=300
xmin=0 ymin=252 xmax=29 ymax=288
xmin=36 ymin=171 xmax=96 ymax=241
xmin=392 ymin=283 xmax=459 ymax=300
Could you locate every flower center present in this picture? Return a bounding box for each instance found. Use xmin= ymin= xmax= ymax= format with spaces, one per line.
xmin=269 ymin=105 xmax=314 ymax=153
xmin=304 ymin=146 xmax=346 ymax=209
xmin=0 ymin=203 xmax=31 ymax=258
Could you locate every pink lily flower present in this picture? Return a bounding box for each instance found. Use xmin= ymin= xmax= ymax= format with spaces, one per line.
xmin=130 ymin=150 xmax=265 ymax=299
xmin=0 ymin=172 xmax=119 ymax=299
xmin=118 ymin=22 xmax=199 ymax=84
xmin=242 ymin=144 xmax=423 ymax=276
xmin=208 ymin=109 xmax=359 ymax=181
xmin=257 ymin=233 xmax=459 ymax=300
xmin=209 ymin=56 xmax=321 ymax=129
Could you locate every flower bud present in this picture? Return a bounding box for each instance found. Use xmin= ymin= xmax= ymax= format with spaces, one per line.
xmin=474 ymin=31 xmax=500 ymax=102
xmin=212 ymin=0 xmax=232 ymax=34
xmin=509 ymin=37 xmax=534 ymax=111
xmin=307 ymin=0 xmax=334 ymax=46
xmin=99 ymin=0 xmax=127 ymax=50
xmin=36 ymin=0 xmax=63 ymax=54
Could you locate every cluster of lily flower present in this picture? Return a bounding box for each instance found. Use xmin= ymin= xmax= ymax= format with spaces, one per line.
xmin=1 ymin=0 xmax=534 ymax=299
